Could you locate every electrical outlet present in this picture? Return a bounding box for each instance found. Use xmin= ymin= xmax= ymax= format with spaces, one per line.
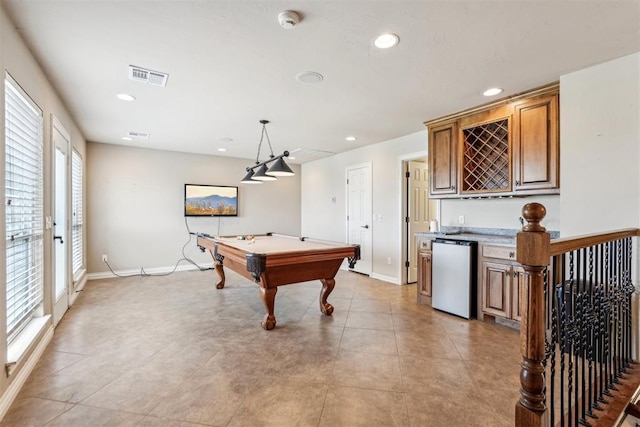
xmin=387 ymin=257 xmax=392 ymax=265
xmin=101 ymin=254 xmax=108 ymax=262
xmin=458 ymin=215 xmax=465 ymax=224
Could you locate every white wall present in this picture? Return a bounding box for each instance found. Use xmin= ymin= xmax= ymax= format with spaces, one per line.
xmin=441 ymin=195 xmax=561 ymax=232
xmin=0 ymin=3 xmax=88 ymax=413
xmin=87 ymin=142 xmax=301 ymax=275
xmin=301 ymin=131 xmax=426 ymax=283
xmin=559 ymin=54 xmax=640 ymax=354
xmin=560 ymin=52 xmax=640 ymax=236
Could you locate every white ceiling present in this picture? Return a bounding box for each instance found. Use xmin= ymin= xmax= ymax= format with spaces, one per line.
xmin=2 ymin=1 xmax=639 ymax=164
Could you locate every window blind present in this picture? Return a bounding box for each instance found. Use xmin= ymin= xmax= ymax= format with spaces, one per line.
xmin=5 ymin=75 xmax=44 ymax=341
xmin=71 ymin=149 xmax=83 ymax=275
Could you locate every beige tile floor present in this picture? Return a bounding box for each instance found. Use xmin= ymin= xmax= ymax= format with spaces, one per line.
xmin=1 ymin=269 xmax=522 ymax=426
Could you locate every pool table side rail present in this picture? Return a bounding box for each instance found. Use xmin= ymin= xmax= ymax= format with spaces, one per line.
xmin=196 ymin=235 xmax=360 ymax=287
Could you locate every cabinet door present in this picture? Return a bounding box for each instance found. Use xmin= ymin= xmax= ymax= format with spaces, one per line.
xmin=513 ymin=94 xmax=559 ymax=191
xmin=429 ymin=122 xmax=458 ymax=196
xmin=417 ymin=251 xmax=432 ymax=304
xmin=511 ymin=266 xmax=526 ymax=321
xmin=481 ymin=261 xmax=511 ymax=318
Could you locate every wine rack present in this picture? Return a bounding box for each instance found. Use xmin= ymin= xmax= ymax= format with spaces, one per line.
xmin=461 ymin=118 xmax=509 ymax=193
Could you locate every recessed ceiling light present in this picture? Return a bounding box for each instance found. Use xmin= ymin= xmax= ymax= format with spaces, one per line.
xmin=288 ymin=156 xmax=296 ymax=160
xmin=217 ymin=148 xmax=227 ymax=152
xmin=483 ymin=87 xmax=503 ymax=97
xmin=116 ymin=93 xmax=136 ymax=102
xmin=121 ymin=136 xmax=133 ymax=141
xmin=296 ymin=71 xmax=323 ymax=84
xmin=346 ymin=136 xmax=357 ymax=142
xmin=374 ymin=33 xmax=399 ymax=49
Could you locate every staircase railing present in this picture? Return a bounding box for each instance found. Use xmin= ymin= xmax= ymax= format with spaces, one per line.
xmin=515 ymin=202 xmax=639 ymax=427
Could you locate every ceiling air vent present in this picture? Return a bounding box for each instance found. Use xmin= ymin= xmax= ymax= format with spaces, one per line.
xmin=128 ymin=65 xmax=169 ymax=87
xmin=128 ymin=131 xmax=150 ymax=139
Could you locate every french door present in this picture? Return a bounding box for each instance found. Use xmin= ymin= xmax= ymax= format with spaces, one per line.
xmin=52 ymin=117 xmax=70 ymax=325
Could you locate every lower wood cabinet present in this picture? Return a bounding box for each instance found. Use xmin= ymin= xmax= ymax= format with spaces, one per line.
xmin=482 ymin=261 xmax=511 ymax=318
xmin=417 ymin=250 xmax=432 ymax=305
xmin=480 ymin=245 xmax=525 ymax=322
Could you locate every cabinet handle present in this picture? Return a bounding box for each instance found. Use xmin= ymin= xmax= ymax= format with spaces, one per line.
xmin=509 ymin=251 xmax=515 ymax=258
xmin=426 ymin=258 xmax=430 ymax=263
xmin=515 ymin=180 xmax=520 ymax=186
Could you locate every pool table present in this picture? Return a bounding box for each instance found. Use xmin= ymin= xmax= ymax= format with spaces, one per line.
xmin=197 ymin=233 xmax=360 ymax=330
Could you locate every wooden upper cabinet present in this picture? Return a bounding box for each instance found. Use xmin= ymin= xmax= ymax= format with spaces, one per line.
xmin=512 ymin=94 xmax=559 ymax=192
xmin=425 ymin=84 xmax=559 ymax=198
xmin=429 ymin=122 xmax=458 ymax=195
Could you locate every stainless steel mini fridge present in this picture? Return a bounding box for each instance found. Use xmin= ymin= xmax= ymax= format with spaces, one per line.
xmin=431 ymin=239 xmax=477 ymax=319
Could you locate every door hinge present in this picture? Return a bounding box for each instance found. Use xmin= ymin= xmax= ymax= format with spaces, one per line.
xmin=405 ymin=261 xmax=410 ymax=267
xmin=346 ymin=215 xmax=349 ymax=221
xmin=346 ymin=178 xmax=349 ymax=184
xmin=405 ymin=216 xmax=410 ymax=223
xmin=405 ymin=171 xmax=410 ymax=178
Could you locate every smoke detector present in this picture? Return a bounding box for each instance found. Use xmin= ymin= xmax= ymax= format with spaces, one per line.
xmin=278 ymin=11 xmax=300 ymax=29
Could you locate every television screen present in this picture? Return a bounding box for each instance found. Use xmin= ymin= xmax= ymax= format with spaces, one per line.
xmin=184 ymin=184 xmax=238 ymax=217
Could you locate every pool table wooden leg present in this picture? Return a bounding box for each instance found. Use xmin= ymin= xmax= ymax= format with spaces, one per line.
xmin=259 ymin=287 xmax=277 ymax=330
xmin=319 ymin=278 xmax=335 ymax=315
xmin=214 ymin=262 xmax=225 ymax=289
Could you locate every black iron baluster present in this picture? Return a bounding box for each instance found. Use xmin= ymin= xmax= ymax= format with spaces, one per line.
xmin=623 ymin=237 xmax=633 ymax=368
xmin=627 ymin=237 xmax=634 ymax=365
xmin=549 ymin=275 xmax=558 ymax=426
xmin=592 ymin=285 xmax=604 ymax=411
xmin=592 ymin=244 xmax=602 ymax=410
xmin=603 ymin=242 xmax=614 ymax=397
xmin=578 ymin=291 xmax=591 ymax=426
xmin=614 ymin=239 xmax=623 ymax=382
xmin=568 ymin=251 xmax=575 ymax=427
xmin=558 ymin=280 xmax=567 ymax=427
xmin=585 ymin=246 xmax=596 ymax=420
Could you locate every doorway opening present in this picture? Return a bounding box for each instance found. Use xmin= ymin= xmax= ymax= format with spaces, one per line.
xmin=346 ymin=162 xmax=372 ymax=276
xmin=400 ymin=153 xmax=438 ymax=284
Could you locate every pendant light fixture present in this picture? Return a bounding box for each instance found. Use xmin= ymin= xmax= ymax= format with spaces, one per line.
xmin=241 ymin=120 xmax=295 ymax=184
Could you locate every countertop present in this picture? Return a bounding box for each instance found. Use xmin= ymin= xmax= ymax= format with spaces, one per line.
xmin=415 ymin=226 xmax=560 ymax=246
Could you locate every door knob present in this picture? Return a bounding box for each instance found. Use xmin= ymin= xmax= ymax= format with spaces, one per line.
xmin=54 ymin=235 xmax=64 ymax=244
xmin=361 ymin=225 xmax=369 ymax=229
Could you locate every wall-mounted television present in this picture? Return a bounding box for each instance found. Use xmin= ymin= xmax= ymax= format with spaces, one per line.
xmin=184 ymin=184 xmax=238 ymax=217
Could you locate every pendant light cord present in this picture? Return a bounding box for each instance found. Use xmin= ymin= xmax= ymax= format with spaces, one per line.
xmin=255 ymin=121 xmax=275 ymax=165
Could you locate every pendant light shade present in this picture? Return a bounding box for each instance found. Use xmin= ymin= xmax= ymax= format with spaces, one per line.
xmin=241 ymin=168 xmax=262 ymax=184
xmin=240 ymin=120 xmax=295 ymax=184
xmin=266 ymin=156 xmax=295 ymax=176
xmin=252 ymin=164 xmax=277 ymax=181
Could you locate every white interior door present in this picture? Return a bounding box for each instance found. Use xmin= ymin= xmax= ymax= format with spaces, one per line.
xmin=53 ymin=118 xmax=70 ymax=325
xmin=346 ymin=163 xmax=372 ymax=275
xmin=407 ymin=160 xmax=430 ymax=283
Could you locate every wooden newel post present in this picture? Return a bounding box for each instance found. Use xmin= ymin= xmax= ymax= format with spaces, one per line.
xmin=515 ymin=203 xmax=550 ymax=427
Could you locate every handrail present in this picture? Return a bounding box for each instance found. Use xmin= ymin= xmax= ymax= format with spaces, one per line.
xmin=514 ymin=202 xmax=639 ymax=427
xmin=550 ymin=228 xmax=640 ymax=256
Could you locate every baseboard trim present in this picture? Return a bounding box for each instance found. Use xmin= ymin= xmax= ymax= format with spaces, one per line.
xmin=369 ymin=273 xmax=401 ymax=285
xmin=0 ymin=325 xmax=54 ymax=421
xmin=88 ymin=262 xmax=213 ymax=281
xmin=70 ymin=273 xmax=88 ymax=306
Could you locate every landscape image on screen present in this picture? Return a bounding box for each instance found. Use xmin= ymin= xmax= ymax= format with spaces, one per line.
xmin=184 ymin=184 xmax=238 ymax=217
